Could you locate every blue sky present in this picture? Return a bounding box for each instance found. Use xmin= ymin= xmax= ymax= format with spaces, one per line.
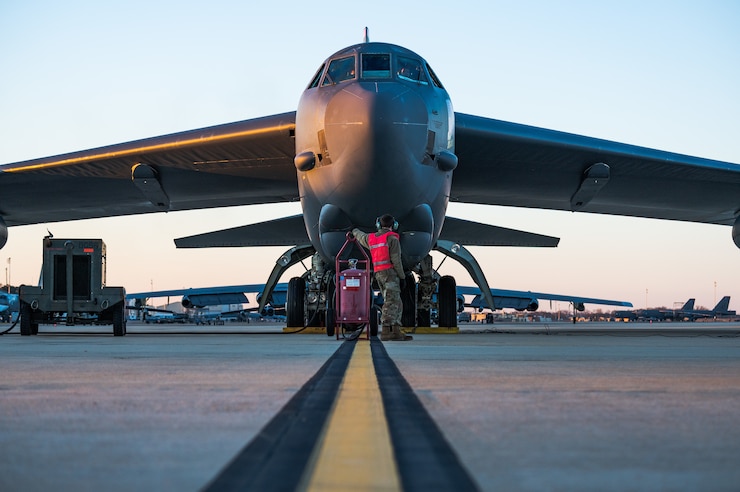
xmin=1 ymin=0 xmax=738 ymax=310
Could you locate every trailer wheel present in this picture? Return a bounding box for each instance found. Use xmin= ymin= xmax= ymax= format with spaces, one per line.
xmin=112 ymin=302 xmax=126 ymax=337
xmin=286 ymin=277 xmax=306 ymax=328
xmin=438 ymin=275 xmax=458 ymax=328
xmin=20 ymin=302 xmax=36 ymax=336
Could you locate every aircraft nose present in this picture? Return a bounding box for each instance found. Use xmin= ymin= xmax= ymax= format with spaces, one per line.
xmin=323 ymin=82 xmax=429 ymax=173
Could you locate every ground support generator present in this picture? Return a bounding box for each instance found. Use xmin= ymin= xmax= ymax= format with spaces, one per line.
xmin=328 ymin=234 xmax=378 ymax=339
xmin=19 ymin=238 xmax=127 ymax=336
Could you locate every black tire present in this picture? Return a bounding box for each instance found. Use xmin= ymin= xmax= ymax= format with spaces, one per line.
xmin=112 ymin=302 xmax=126 ymax=337
xmin=20 ymin=302 xmax=33 ymax=336
xmin=286 ymin=277 xmax=306 ymax=328
xmin=326 ymin=307 xmax=335 ymax=337
xmin=438 ymin=275 xmax=458 ymax=328
xmin=369 ymin=305 xmax=379 ymax=337
xmin=400 ymin=272 xmax=416 ymax=328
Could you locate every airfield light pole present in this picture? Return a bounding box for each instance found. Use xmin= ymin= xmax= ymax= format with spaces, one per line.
xmin=5 ymin=257 xmax=9 ymax=293
xmin=645 ymin=288 xmax=648 ymax=309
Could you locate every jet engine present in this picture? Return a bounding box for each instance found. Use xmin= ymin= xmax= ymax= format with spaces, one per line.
xmin=181 ymin=296 xmax=199 ymax=309
xmin=515 ymin=299 xmax=539 ymax=312
xmin=456 ymin=294 xmax=465 ymax=313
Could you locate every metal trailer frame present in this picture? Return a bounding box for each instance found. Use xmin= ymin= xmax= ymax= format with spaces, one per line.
xmin=329 ymin=234 xmax=377 ymax=339
xmin=19 ymin=238 xmax=127 ymax=336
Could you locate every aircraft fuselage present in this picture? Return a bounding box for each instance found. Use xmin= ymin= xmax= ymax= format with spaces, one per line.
xmin=294 ymin=42 xmax=457 ymax=268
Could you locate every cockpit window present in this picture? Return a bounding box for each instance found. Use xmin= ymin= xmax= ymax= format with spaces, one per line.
xmin=361 ymin=53 xmax=391 ymax=78
xmin=322 ymin=56 xmax=356 ymax=86
xmin=426 ymin=63 xmax=444 ymax=89
xmin=307 ymin=63 xmax=325 ymax=89
xmin=396 ymin=56 xmax=427 ymax=84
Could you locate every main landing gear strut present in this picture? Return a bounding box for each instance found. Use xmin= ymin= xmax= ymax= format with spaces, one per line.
xmin=266 ymin=239 xmax=496 ymax=332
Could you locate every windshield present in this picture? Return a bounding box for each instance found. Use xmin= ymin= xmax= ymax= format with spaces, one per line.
xmin=322 ymin=56 xmax=356 ymax=86
xmin=396 ymin=56 xmax=427 ymax=84
xmin=361 ymin=53 xmax=391 ymax=78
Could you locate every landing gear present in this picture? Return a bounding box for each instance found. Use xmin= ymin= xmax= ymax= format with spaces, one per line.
xmin=326 ymin=307 xmax=335 ymax=336
xmin=286 ymin=277 xmax=306 ymax=328
xmin=369 ymin=305 xmax=379 ymax=337
xmin=400 ymin=272 xmax=416 ymax=328
xmin=438 ymin=275 xmax=457 ymax=328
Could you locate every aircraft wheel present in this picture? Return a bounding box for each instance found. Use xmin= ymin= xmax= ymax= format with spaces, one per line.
xmin=400 ymin=272 xmax=416 ymax=328
xmin=326 ymin=308 xmax=335 ymax=337
xmin=369 ymin=305 xmax=379 ymax=337
xmin=438 ymin=275 xmax=457 ymax=328
xmin=286 ymin=277 xmax=306 ymax=328
xmin=112 ymin=302 xmax=126 ymax=337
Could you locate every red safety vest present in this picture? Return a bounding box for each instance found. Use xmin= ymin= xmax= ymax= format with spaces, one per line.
xmin=367 ymin=230 xmax=399 ymax=272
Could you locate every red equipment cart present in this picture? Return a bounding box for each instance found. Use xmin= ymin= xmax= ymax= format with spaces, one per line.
xmin=328 ymin=233 xmax=378 ymax=339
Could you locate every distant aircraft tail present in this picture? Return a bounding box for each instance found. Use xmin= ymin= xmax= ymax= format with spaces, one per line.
xmin=680 ymin=298 xmax=695 ymax=311
xmin=712 ymin=296 xmax=731 ymax=313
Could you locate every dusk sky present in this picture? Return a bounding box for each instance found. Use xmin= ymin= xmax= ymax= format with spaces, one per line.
xmin=1 ymin=1 xmax=738 ymax=311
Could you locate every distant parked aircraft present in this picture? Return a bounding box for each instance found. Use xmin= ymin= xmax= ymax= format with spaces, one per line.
xmin=614 ymin=297 xmax=734 ymax=321
xmin=0 ymin=292 xmax=19 ymax=322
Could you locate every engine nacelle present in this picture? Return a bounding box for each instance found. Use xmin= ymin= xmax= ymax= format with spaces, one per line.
xmin=181 ymin=296 xmax=199 ymax=309
xmin=515 ymin=299 xmax=539 ymax=312
xmin=456 ymin=294 xmax=465 ymax=313
xmin=261 ymin=306 xmax=275 ymax=317
xmin=0 ymin=217 xmax=7 ymax=249
xmin=733 ymin=215 xmax=740 ymax=249
xmin=574 ymin=302 xmax=585 ymax=312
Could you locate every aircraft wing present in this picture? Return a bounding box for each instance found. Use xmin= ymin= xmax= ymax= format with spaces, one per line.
xmin=0 ymin=113 xmax=298 ymax=227
xmin=126 ymin=283 xmax=288 ymax=309
xmin=453 ymin=113 xmax=740 ymax=226
xmin=126 ymin=284 xmax=284 ymax=300
xmin=457 ymin=286 xmax=633 ymax=310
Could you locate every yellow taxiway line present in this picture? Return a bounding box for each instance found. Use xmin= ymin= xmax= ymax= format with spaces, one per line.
xmin=301 ymin=339 xmax=401 ymax=491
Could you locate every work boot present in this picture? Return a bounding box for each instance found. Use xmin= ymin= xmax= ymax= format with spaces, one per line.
xmin=380 ymin=325 xmax=393 ymax=341
xmin=390 ymin=325 xmax=413 ymax=341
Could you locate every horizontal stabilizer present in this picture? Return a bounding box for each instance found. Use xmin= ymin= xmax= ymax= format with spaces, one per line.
xmin=175 ymin=215 xmax=308 ymax=248
xmin=440 ymin=217 xmax=559 ymax=247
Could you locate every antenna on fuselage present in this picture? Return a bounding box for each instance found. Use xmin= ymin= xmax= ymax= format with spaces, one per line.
xmin=363 ymin=27 xmax=369 ymax=43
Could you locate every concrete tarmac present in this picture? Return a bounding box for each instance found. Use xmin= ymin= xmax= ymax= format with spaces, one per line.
xmin=1 ymin=321 xmax=739 ymax=491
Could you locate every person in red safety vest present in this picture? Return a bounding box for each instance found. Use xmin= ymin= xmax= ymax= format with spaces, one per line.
xmin=352 ymin=214 xmax=412 ymax=341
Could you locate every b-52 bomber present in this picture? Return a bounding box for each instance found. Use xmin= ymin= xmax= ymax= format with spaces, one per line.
xmin=1 ymin=31 xmax=739 ymax=330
